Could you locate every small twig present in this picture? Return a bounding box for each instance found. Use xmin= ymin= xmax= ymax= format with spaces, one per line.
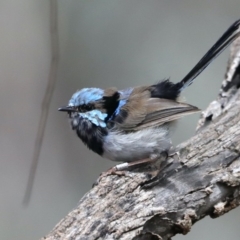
xmin=23 ymin=0 xmax=59 ymax=205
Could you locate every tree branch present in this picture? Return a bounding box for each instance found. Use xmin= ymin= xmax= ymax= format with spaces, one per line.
xmin=42 ymin=38 xmax=240 ymax=240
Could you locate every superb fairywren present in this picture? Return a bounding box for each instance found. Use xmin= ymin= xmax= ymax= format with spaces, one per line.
xmin=59 ymin=20 xmax=240 ymax=171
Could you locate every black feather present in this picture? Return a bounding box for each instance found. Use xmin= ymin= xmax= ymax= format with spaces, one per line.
xmin=150 ymin=80 xmax=182 ymax=100
xmin=73 ymin=117 xmax=107 ymax=156
xmin=103 ymin=91 xmax=120 ymax=121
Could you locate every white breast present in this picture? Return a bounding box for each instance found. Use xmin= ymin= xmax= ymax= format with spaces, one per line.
xmin=103 ymin=126 xmax=172 ymax=162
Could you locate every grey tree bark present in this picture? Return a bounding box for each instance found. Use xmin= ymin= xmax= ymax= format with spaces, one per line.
xmin=42 ymin=38 xmax=240 ymax=240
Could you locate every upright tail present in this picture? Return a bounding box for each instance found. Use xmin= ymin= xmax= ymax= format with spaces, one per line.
xmin=179 ymin=19 xmax=240 ymax=91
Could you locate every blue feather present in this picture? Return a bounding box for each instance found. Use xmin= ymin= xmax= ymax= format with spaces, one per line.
xmin=114 ymin=99 xmax=127 ymax=116
xmin=110 ymin=88 xmax=133 ymax=118
xmin=69 ymin=88 xmax=104 ymax=106
xmin=80 ymin=109 xmax=107 ymax=128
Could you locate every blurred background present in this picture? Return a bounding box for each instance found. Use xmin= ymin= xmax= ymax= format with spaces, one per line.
xmin=1 ymin=0 xmax=240 ymax=239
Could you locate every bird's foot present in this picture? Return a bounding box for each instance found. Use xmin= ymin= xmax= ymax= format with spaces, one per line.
xmin=114 ymin=157 xmax=158 ymax=171
xmin=141 ymin=151 xmax=175 ymax=188
xmin=93 ymin=166 xmax=126 ymax=187
xmin=93 ymin=152 xmax=171 ymax=187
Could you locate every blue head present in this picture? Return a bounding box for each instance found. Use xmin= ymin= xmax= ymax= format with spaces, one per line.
xmin=58 ymin=87 xmax=122 ymax=155
xmin=59 ymin=88 xmax=108 ymax=128
xmin=59 ymin=87 xmax=123 ymax=128
xmin=68 ymin=88 xmax=104 ymax=106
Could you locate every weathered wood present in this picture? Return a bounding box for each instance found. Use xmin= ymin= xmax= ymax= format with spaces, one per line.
xmin=42 ymin=38 xmax=240 ymax=240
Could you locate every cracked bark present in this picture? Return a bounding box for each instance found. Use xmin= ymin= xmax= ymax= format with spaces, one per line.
xmin=42 ymin=38 xmax=240 ymax=240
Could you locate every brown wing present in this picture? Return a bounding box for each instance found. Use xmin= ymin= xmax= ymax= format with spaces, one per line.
xmin=114 ymin=87 xmax=200 ymax=131
xmin=134 ymin=98 xmax=200 ymax=130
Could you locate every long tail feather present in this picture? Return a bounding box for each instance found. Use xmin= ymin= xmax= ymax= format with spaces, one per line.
xmin=179 ymin=19 xmax=240 ymax=91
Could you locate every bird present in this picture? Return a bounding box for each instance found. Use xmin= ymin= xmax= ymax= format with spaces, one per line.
xmin=59 ymin=20 xmax=240 ymax=171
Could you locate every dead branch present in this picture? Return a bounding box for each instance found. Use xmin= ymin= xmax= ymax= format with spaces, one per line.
xmin=42 ymin=38 xmax=240 ymax=240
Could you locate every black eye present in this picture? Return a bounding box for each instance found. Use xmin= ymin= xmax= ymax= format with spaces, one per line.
xmin=85 ymin=104 xmax=92 ymax=111
xmin=77 ymin=104 xmax=93 ymax=112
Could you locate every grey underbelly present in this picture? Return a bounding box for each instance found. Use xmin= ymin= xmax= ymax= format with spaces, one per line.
xmin=102 ymin=126 xmax=171 ymax=162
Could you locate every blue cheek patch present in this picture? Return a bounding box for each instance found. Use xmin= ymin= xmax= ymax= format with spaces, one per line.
xmin=69 ymin=88 xmax=104 ymax=106
xmin=80 ymin=110 xmax=107 ymax=128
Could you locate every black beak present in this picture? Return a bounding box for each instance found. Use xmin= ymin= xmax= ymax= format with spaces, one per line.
xmin=58 ymin=106 xmax=76 ymax=112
